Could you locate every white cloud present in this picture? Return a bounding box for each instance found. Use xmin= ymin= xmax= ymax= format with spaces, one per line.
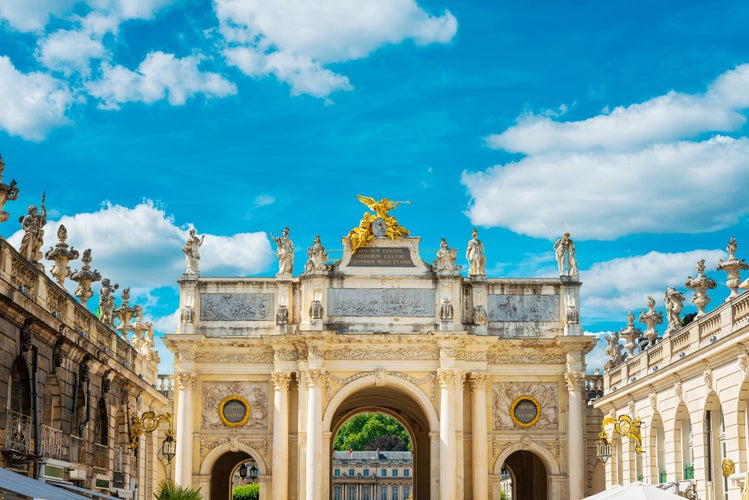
xmin=253 ymin=194 xmax=276 ymax=207
xmin=487 ymin=64 xmax=749 ymax=155
xmin=580 ymin=249 xmax=728 ymax=324
xmin=464 ymin=65 xmax=749 ymax=240
xmin=0 ymin=0 xmax=172 ymax=33
xmin=217 ymin=0 xmax=457 ymax=97
xmin=487 ymin=92 xmax=744 ymax=155
xmin=464 ymin=136 xmax=749 ymax=239
xmin=0 ymin=56 xmax=73 ymax=141
xmin=7 ymin=200 xmax=274 ymax=292
xmin=0 ymin=0 xmax=77 ymax=32
xmin=88 ymin=51 xmax=237 ymax=108
xmin=37 ymin=29 xmax=106 ymax=76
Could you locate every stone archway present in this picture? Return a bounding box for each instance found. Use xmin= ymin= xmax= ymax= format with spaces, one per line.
xmin=199 ymin=442 xmax=268 ymax=500
xmin=323 ymin=375 xmax=439 ymax=500
xmin=502 ymin=450 xmax=548 ymax=500
xmin=493 ymin=443 xmax=560 ymax=500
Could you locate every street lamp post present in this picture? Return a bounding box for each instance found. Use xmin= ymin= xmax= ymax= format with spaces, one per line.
xmin=130 ymin=411 xmax=177 ymax=462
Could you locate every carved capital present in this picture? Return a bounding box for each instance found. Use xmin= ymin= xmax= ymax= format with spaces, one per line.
xmin=564 ymin=371 xmax=585 ymax=391
xmin=271 ymin=371 xmax=292 ymax=391
xmin=437 ymin=368 xmax=461 ymax=388
xmin=175 ymin=372 xmax=197 ymax=390
xmin=305 ymin=368 xmax=325 ymax=388
xmin=469 ymin=372 xmax=488 ymax=391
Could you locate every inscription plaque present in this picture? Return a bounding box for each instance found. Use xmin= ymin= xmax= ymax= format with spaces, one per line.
xmin=219 ymin=395 xmax=250 ymax=427
xmin=348 ymin=247 xmax=414 ymax=267
xmin=510 ymin=396 xmax=540 ymax=428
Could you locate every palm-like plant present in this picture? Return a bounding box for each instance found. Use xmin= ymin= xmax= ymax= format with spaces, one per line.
xmin=154 ymin=479 xmax=203 ymax=500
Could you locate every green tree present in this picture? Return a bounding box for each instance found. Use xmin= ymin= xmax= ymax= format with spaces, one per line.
xmin=333 ymin=413 xmax=411 ymax=451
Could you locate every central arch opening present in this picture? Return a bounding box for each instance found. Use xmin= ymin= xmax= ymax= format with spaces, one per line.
xmin=328 ymin=385 xmax=431 ymax=499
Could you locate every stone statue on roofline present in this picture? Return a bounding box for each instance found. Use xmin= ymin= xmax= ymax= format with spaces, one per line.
xmin=99 ymin=278 xmax=119 ymax=325
xmin=466 ymin=228 xmax=486 ymax=277
xmin=182 ymin=227 xmax=204 ymax=276
xmin=304 ymin=235 xmax=328 ymax=274
xmin=273 ymin=226 xmax=294 ymax=276
xmin=604 ymin=330 xmax=624 ymax=371
xmin=434 ymin=237 xmax=460 ymax=274
xmin=19 ymin=193 xmax=46 ymax=265
xmin=553 ymin=232 xmax=578 ymax=277
xmin=664 ymin=286 xmax=685 ymax=334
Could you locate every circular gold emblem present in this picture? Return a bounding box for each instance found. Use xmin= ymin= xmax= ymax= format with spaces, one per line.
xmin=219 ymin=395 xmax=250 ymax=427
xmin=510 ymin=396 xmax=541 ymax=428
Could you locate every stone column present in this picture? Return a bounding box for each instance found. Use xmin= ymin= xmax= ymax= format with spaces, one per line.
xmin=271 ymin=371 xmax=292 ymax=500
xmin=305 ymin=369 xmax=324 ymax=500
xmin=470 ymin=372 xmax=489 ymax=500
xmin=565 ymin=371 xmax=586 ymax=500
xmin=174 ymin=373 xmax=196 ymax=487
xmin=429 ymin=431 xmax=440 ymax=500
xmin=438 ymin=369 xmax=458 ymax=499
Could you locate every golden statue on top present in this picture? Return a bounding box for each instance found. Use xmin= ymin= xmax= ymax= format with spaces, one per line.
xmin=348 ymin=195 xmax=410 ymax=253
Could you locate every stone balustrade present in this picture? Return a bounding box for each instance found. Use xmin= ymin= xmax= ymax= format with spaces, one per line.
xmin=0 ymin=237 xmax=158 ymax=385
xmin=604 ymin=289 xmax=749 ymax=391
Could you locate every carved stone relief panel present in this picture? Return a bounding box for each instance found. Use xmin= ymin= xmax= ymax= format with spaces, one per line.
xmin=488 ymin=294 xmax=560 ymax=322
xmin=202 ymin=381 xmax=268 ymax=429
xmin=328 ymin=288 xmax=435 ymax=317
xmin=492 ymin=382 xmax=559 ymax=430
xmin=200 ymin=293 xmax=274 ymax=321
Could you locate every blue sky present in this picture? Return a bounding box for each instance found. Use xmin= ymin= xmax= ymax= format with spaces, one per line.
xmin=2 ymin=0 xmax=749 ymax=372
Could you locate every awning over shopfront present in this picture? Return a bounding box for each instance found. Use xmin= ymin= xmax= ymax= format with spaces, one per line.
xmin=47 ymin=480 xmax=124 ymax=499
xmin=0 ymin=467 xmax=87 ymax=500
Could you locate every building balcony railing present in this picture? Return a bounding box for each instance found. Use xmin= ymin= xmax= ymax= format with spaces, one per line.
xmin=4 ymin=410 xmax=31 ymax=454
xmin=93 ymin=442 xmax=108 ymax=470
xmin=69 ymin=435 xmax=87 ymax=464
xmin=40 ymin=424 xmax=65 ymax=460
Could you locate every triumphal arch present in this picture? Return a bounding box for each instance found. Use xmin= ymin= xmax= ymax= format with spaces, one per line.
xmin=165 ymin=197 xmax=596 ymax=500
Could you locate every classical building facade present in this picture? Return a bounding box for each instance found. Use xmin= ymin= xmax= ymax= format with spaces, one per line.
xmin=331 ymin=450 xmax=413 ymax=500
xmin=166 ymin=200 xmax=598 ymax=500
xmin=594 ymin=238 xmax=749 ymax=500
xmin=0 ymin=160 xmax=170 ymax=499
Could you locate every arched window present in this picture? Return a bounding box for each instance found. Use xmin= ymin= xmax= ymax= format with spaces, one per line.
xmin=9 ymin=356 xmax=31 ymax=415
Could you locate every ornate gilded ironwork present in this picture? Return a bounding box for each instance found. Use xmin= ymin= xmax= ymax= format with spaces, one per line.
xmin=596 ymin=414 xmax=643 ymax=464
xmin=347 ymin=195 xmax=410 ymax=253
xmin=129 ymin=411 xmax=173 ymax=449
